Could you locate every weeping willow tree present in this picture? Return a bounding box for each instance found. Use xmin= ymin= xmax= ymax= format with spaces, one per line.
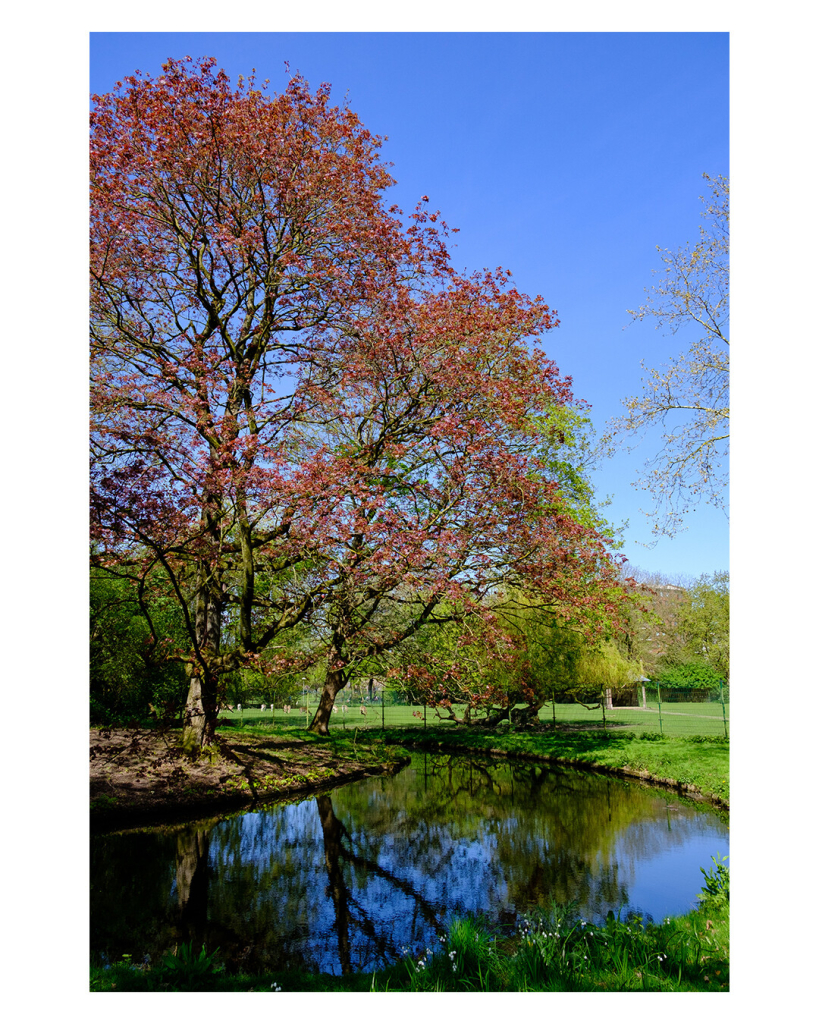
xmin=571 ymin=642 xmax=643 ymax=704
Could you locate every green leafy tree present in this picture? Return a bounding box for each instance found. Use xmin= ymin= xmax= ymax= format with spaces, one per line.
xmin=572 ymin=641 xmax=643 ymax=700
xmin=383 ymin=585 xmax=640 ymax=726
xmin=90 ymin=569 xmax=189 ymax=723
xmin=667 ymin=570 xmax=729 ymax=682
xmin=652 ymin=661 xmax=725 ymax=689
xmin=618 ymin=568 xmax=728 ymax=685
xmin=492 ymin=594 xmax=633 ymax=715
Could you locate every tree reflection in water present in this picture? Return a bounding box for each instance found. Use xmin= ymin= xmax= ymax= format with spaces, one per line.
xmin=316 ymin=793 xmax=444 ymax=972
xmin=90 ymin=753 xmax=728 ymax=975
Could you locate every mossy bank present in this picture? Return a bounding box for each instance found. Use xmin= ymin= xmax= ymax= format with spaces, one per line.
xmin=90 ymin=725 xmax=409 ymax=832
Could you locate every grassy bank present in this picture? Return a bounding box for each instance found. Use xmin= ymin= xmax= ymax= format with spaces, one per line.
xmin=380 ymin=725 xmax=729 ymax=806
xmin=217 ymin=719 xmax=729 ymax=806
xmin=91 ymin=897 xmax=729 ymax=993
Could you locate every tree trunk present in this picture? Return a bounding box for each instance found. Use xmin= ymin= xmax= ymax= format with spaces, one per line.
xmin=512 ymin=701 xmax=544 ymax=726
xmin=182 ymin=665 xmax=219 ymax=754
xmin=309 ymin=667 xmax=347 ymax=736
xmin=181 ymin=563 xmax=223 ymax=754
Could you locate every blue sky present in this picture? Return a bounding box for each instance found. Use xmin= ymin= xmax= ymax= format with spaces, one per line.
xmin=90 ymin=31 xmax=729 ymax=579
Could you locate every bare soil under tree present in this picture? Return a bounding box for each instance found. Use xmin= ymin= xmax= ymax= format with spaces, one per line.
xmin=90 ymin=727 xmax=408 ymax=831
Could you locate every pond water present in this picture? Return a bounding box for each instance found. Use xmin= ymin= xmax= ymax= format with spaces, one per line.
xmin=90 ymin=752 xmax=728 ymax=976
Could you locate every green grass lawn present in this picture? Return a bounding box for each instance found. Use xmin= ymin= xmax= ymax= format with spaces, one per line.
xmin=538 ymin=700 xmax=729 ymax=738
xmin=218 ymin=712 xmax=728 ymax=805
xmin=224 ymin=698 xmax=729 ymax=739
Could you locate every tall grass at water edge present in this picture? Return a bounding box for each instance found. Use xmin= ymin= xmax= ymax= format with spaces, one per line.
xmin=91 ymin=886 xmax=729 ymax=993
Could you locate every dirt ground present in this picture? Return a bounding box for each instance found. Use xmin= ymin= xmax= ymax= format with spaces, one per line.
xmin=90 ymin=725 xmax=408 ymax=831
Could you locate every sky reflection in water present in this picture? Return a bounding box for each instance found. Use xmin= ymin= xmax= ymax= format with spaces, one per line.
xmin=90 ymin=752 xmax=728 ymax=975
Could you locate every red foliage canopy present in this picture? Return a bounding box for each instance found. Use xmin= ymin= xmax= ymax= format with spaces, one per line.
xmin=90 ymin=58 xmax=629 ymax=744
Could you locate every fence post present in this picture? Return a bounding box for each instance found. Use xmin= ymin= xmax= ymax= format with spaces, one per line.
xmin=423 ymin=703 xmax=427 ymax=729
xmin=382 ymin=690 xmax=385 ymax=732
xmin=552 ymin=689 xmax=556 ymax=729
xmin=601 ymin=691 xmax=607 ymax=730
xmin=657 ymin=683 xmax=663 ymax=737
xmin=720 ymin=680 xmax=728 ymax=739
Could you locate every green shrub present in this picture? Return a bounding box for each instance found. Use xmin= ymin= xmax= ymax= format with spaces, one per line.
xmin=90 ymin=571 xmax=188 ymax=725
xmin=652 ymin=661 xmax=725 ymax=689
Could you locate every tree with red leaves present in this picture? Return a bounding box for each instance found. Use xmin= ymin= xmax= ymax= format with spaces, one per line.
xmin=90 ymin=57 xmax=629 ymax=751
xmin=287 ymin=273 xmax=629 ymax=735
xmin=91 ymin=57 xmax=441 ymax=750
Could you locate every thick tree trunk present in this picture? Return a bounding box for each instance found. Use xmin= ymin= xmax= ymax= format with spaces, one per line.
xmin=182 ymin=563 xmax=222 ymax=753
xmin=309 ymin=667 xmax=347 ymax=736
xmin=181 ymin=665 xmax=219 ymax=753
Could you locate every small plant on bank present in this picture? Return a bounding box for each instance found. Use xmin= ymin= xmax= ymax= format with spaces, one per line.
xmin=698 ymin=853 xmax=729 ymax=910
xmin=90 ymin=794 xmax=118 ymax=812
xmin=158 ymin=943 xmax=224 ymax=990
xmin=401 ymin=917 xmax=502 ymax=992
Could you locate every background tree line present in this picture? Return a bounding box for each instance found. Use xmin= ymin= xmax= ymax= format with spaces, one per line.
xmin=91 ymin=563 xmax=728 ymax=725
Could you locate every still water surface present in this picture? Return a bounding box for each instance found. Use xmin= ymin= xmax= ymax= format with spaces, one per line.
xmin=90 ymin=753 xmax=728 ymax=975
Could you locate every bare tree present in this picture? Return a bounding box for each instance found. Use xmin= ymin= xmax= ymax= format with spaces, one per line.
xmin=609 ymin=174 xmax=729 ymax=537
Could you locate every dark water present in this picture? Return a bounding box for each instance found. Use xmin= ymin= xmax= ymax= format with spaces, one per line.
xmin=90 ymin=752 xmax=728 ymax=976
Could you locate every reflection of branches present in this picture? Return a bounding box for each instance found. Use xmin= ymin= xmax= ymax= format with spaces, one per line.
xmin=449 ymin=758 xmax=507 ymax=802
xmin=509 ymin=763 xmax=556 ymax=797
xmin=342 ymin=890 xmax=403 ymax=964
xmin=513 ymin=846 xmax=595 ymax=910
xmin=430 ymin=754 xmax=501 ymax=790
xmin=340 ymin=834 xmax=445 ymax=932
xmin=318 ymin=795 xmax=444 ymax=936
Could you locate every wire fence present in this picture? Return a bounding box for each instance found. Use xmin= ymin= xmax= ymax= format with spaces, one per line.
xmin=535 ymin=683 xmax=729 ymax=738
xmin=219 ymin=682 xmax=729 ymax=739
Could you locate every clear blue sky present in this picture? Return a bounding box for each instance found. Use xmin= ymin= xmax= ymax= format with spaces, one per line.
xmin=90 ymin=31 xmax=729 ymax=579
